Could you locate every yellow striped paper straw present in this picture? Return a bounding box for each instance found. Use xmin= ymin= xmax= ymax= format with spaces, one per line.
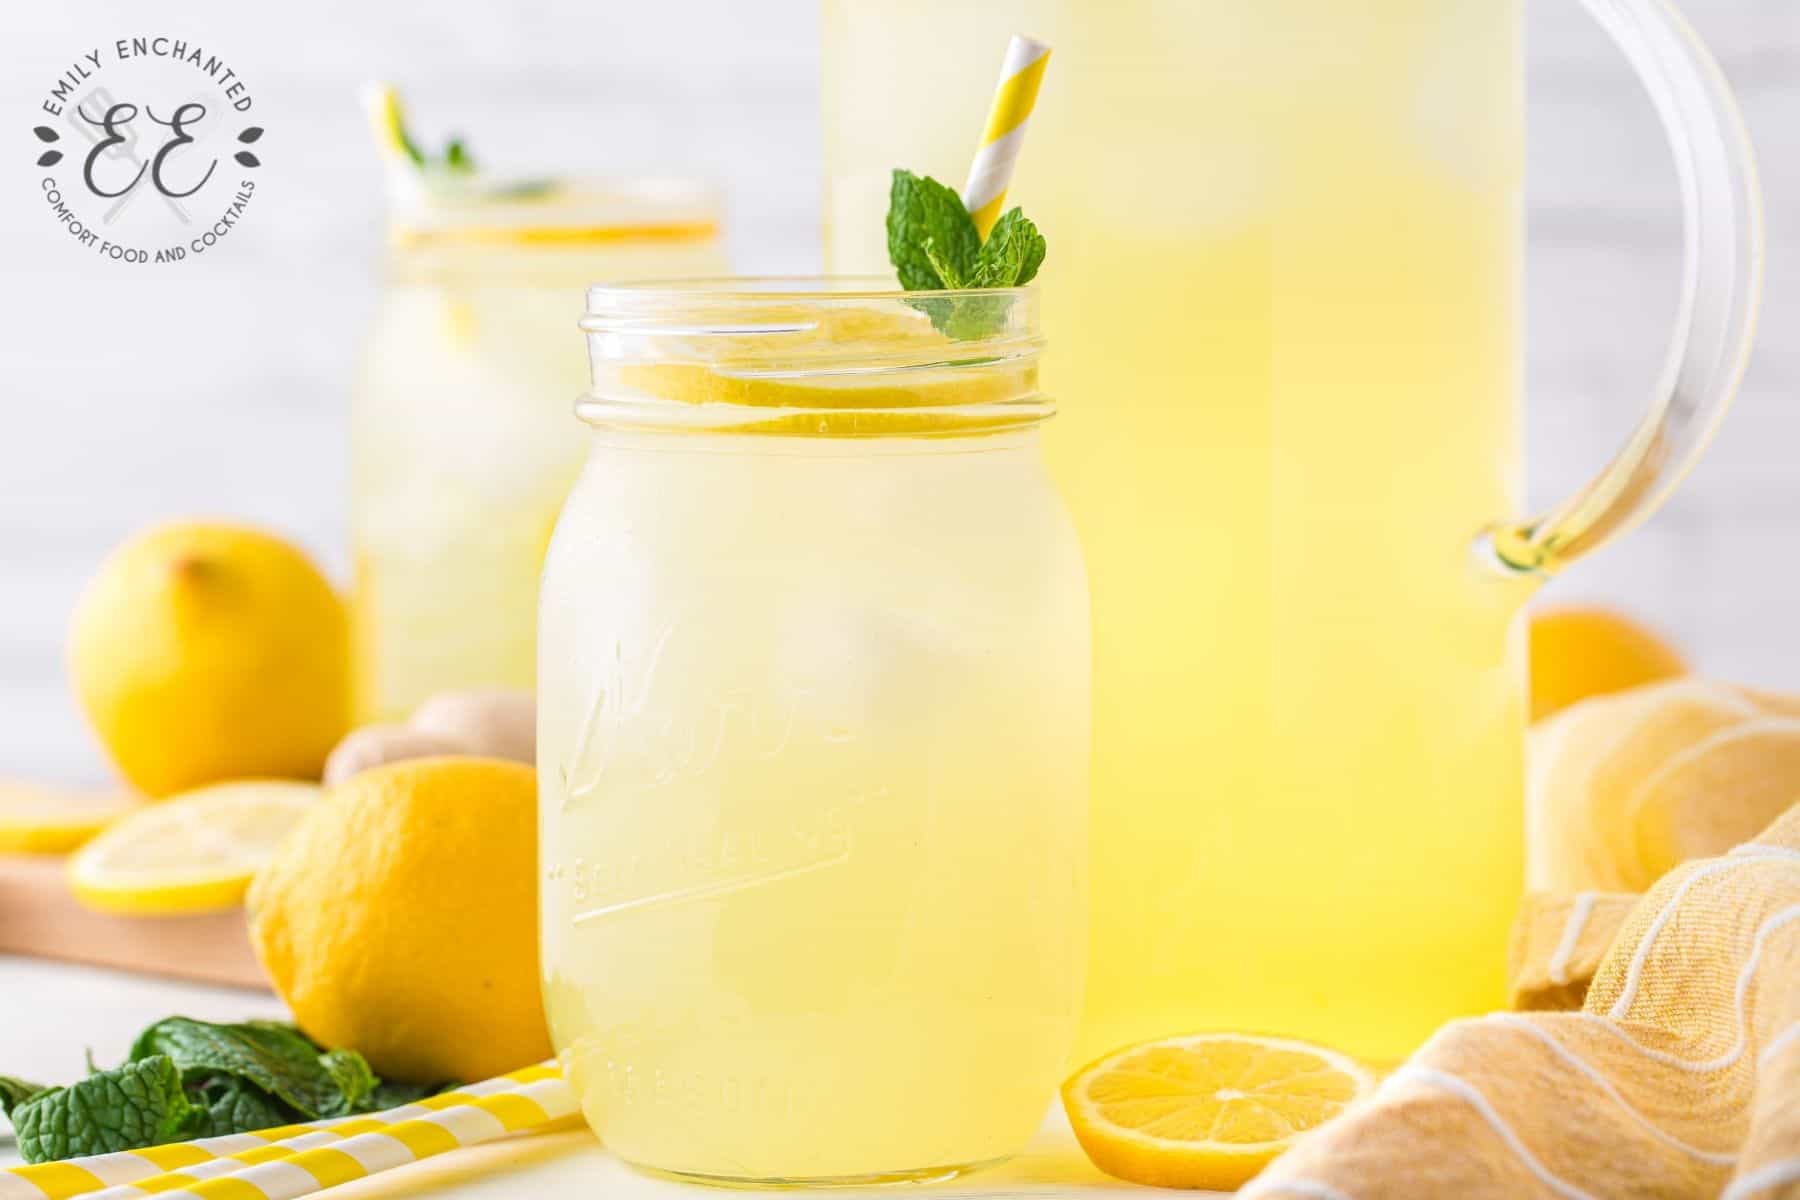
xmin=961 ymin=33 xmax=1052 ymax=238
xmin=0 ymin=1063 xmax=575 ymax=1200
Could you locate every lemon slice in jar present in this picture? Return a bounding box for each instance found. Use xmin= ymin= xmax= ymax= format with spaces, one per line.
xmin=613 ymin=305 xmax=1040 ymax=437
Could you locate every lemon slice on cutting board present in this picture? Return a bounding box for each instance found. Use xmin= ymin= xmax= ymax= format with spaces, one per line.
xmin=68 ymin=780 xmax=320 ymax=915
xmin=1062 ymin=1032 xmax=1377 ymax=1191
xmin=0 ymin=781 xmax=136 ymax=853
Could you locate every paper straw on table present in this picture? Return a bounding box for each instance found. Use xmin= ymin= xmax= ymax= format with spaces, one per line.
xmin=961 ymin=33 xmax=1052 ymax=238
xmin=0 ymin=1063 xmax=576 ymax=1200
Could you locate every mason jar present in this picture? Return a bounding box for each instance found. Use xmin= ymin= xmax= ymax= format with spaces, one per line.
xmin=352 ymin=177 xmax=725 ymax=721
xmin=538 ymin=280 xmax=1090 ymax=1186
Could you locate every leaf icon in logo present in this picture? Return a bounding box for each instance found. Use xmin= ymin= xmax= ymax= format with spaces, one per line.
xmin=37 ymin=150 xmax=63 ymax=167
xmin=33 ymin=126 xmax=60 ymax=143
xmin=234 ymin=151 xmax=261 ymax=168
xmin=238 ymin=127 xmax=264 ymax=144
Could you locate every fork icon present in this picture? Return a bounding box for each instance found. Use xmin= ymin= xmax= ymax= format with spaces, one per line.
xmin=65 ymin=85 xmax=193 ymax=225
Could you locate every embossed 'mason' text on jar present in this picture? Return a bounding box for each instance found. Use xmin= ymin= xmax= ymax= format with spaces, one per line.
xmin=537 ymin=279 xmax=1091 ymax=1187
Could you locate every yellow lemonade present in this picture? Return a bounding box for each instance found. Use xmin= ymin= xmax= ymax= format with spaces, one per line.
xmin=538 ymin=286 xmax=1089 ymax=1182
xmin=353 ymin=182 xmax=725 ymax=721
xmin=825 ymin=0 xmax=1531 ymax=1062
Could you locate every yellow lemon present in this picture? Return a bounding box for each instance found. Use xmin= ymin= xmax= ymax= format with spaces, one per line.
xmin=67 ymin=779 xmax=319 ymax=914
xmin=247 ymin=757 xmax=550 ymax=1084
xmin=1529 ymin=605 xmax=1687 ymax=723
xmin=0 ymin=781 xmax=136 ymax=854
xmin=69 ymin=522 xmax=350 ymax=797
xmin=1062 ymin=1032 xmax=1376 ymax=1191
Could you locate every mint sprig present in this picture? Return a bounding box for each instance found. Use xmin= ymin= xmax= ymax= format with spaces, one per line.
xmin=0 ymin=1075 xmax=49 ymax=1117
xmin=3 ymin=1017 xmax=451 ymax=1164
xmin=887 ymin=169 xmax=1046 ymax=292
xmin=888 ymin=171 xmax=984 ymax=291
xmin=886 ymin=169 xmax=1046 ymax=340
xmin=130 ymin=1018 xmax=376 ymax=1120
xmin=970 ymin=208 xmax=1047 ymax=289
xmin=383 ymin=91 xmax=476 ymax=176
xmin=11 ymin=1056 xmax=200 ymax=1163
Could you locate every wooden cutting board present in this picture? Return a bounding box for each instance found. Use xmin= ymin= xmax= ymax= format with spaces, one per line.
xmin=0 ymin=854 xmax=268 ymax=989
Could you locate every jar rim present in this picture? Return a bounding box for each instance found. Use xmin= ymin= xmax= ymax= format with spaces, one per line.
xmin=389 ymin=175 xmax=723 ymax=248
xmin=584 ymin=275 xmax=1034 ymax=309
xmin=578 ymin=276 xmax=1049 ymax=439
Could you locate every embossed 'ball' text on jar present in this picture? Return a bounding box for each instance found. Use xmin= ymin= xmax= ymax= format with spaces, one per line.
xmin=538 ymin=280 xmax=1090 ymax=1187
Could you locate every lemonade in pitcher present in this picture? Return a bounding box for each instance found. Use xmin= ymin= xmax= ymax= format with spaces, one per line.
xmin=828 ymin=0 xmax=1524 ymax=1062
xmin=825 ymin=0 xmax=1762 ymax=1063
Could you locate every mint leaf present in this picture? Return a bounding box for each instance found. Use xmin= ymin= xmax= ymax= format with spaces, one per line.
xmin=942 ymin=297 xmax=1015 ymax=343
xmin=921 ymin=238 xmax=970 ymax=290
xmin=887 ymin=170 xmax=980 ymax=292
xmin=360 ymin=1078 xmax=453 ymax=1113
xmin=0 ymin=1075 xmax=48 ymax=1119
xmin=188 ymin=1075 xmax=293 ymax=1139
xmin=14 ymin=1056 xmax=199 ymax=1163
xmin=319 ymin=1049 xmax=377 ymax=1117
xmin=130 ymin=1018 xmax=348 ymax=1120
xmin=970 ymin=208 xmax=1047 ymax=288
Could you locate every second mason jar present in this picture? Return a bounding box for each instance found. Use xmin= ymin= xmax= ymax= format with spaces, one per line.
xmin=353 ymin=176 xmax=726 ymax=721
xmin=538 ymin=280 xmax=1090 ymax=1185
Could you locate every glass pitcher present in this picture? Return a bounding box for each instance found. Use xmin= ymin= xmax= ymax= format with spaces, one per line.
xmin=823 ymin=0 xmax=1761 ymax=1063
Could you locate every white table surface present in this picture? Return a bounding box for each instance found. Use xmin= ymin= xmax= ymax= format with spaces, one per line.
xmin=0 ymin=957 xmax=1163 ymax=1198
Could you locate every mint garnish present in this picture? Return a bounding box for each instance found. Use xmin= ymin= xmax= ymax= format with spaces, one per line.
xmin=320 ymin=1047 xmax=380 ymax=1115
xmin=190 ymin=1075 xmax=292 ymax=1138
xmin=969 ymin=208 xmax=1047 ymax=289
xmin=130 ymin=1018 xmax=374 ymax=1120
xmin=886 ymin=169 xmax=1045 ymax=292
xmin=3 ymin=1017 xmax=451 ymax=1164
xmin=0 ymin=1075 xmax=49 ymax=1118
xmin=382 ymin=90 xmax=476 ymax=176
xmin=12 ymin=1056 xmax=200 ymax=1162
xmin=886 ymin=169 xmax=1046 ymax=340
xmin=888 ymin=170 xmax=984 ymax=291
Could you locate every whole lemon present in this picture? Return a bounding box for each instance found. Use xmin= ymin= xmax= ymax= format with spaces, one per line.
xmin=69 ymin=522 xmax=349 ymax=797
xmin=247 ymin=757 xmax=551 ymax=1083
xmin=1529 ymin=605 xmax=1687 ymax=723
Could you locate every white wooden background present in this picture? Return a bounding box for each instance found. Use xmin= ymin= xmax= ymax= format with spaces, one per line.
xmin=0 ymin=1 xmax=1795 ymax=784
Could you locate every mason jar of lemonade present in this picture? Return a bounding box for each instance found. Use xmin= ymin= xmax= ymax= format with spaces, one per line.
xmin=538 ymin=280 xmax=1090 ymax=1185
xmin=354 ymin=145 xmax=725 ymax=720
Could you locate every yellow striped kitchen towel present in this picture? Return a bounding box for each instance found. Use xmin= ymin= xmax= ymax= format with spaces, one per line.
xmin=1245 ymin=803 xmax=1800 ymax=1199
xmin=1 ymin=1063 xmax=575 ymax=1200
xmin=1509 ymin=890 xmax=1639 ymax=1011
xmin=1509 ymin=679 xmax=1800 ymax=1010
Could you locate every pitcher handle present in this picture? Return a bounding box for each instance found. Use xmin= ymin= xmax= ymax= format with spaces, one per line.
xmin=1485 ymin=0 xmax=1764 ymax=576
